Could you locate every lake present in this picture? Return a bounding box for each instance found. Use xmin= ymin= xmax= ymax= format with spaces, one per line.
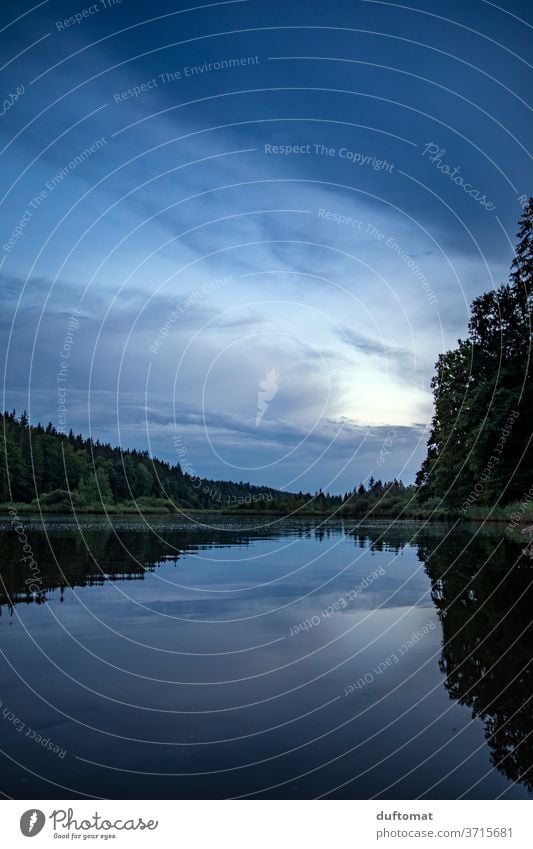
xmin=0 ymin=515 xmax=531 ymax=799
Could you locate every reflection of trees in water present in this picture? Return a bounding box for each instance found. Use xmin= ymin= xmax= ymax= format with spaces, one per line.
xmin=416 ymin=529 xmax=533 ymax=793
xmin=1 ymin=518 xmax=531 ymax=792
xmin=0 ymin=518 xmax=331 ymax=609
xmin=0 ymin=529 xmax=158 ymax=610
xmin=350 ymin=524 xmax=533 ymax=792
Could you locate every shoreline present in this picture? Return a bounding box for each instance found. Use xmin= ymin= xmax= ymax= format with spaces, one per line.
xmin=1 ymin=506 xmax=532 ymax=527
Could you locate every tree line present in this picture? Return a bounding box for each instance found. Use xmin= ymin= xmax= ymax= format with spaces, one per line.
xmin=0 ymin=412 xmax=284 ymax=512
xmin=416 ymin=200 xmax=533 ymax=512
xmin=0 ymin=410 xmax=412 ymax=515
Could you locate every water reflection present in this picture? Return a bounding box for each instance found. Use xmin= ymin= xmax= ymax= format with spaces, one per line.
xmin=418 ymin=528 xmax=533 ymax=793
xmin=0 ymin=516 xmax=531 ymax=798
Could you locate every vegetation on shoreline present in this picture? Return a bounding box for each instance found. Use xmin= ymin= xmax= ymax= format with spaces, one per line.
xmin=0 ymin=410 xmax=412 ymax=516
xmin=0 ymin=410 xmax=286 ymax=514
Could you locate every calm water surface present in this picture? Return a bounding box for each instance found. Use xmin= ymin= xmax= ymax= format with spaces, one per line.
xmin=0 ymin=515 xmax=531 ymax=799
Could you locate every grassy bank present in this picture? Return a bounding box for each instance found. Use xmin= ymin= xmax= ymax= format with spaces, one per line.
xmin=2 ymin=497 xmax=533 ymax=526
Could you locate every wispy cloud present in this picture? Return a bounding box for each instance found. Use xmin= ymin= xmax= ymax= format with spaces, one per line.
xmin=338 ymin=326 xmax=415 ymax=371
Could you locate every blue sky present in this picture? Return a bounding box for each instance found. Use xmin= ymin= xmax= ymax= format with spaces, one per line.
xmin=1 ymin=0 xmax=532 ymax=493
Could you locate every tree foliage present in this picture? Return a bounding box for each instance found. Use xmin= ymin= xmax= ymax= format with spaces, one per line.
xmin=417 ymin=201 xmax=533 ymax=506
xmin=0 ymin=412 xmax=282 ymax=511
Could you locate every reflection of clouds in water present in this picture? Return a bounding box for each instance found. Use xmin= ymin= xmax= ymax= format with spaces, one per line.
xmin=1 ymin=519 xmax=530 ymax=798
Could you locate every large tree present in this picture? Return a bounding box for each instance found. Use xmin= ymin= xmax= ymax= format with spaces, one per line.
xmin=417 ymin=200 xmax=533 ymax=507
